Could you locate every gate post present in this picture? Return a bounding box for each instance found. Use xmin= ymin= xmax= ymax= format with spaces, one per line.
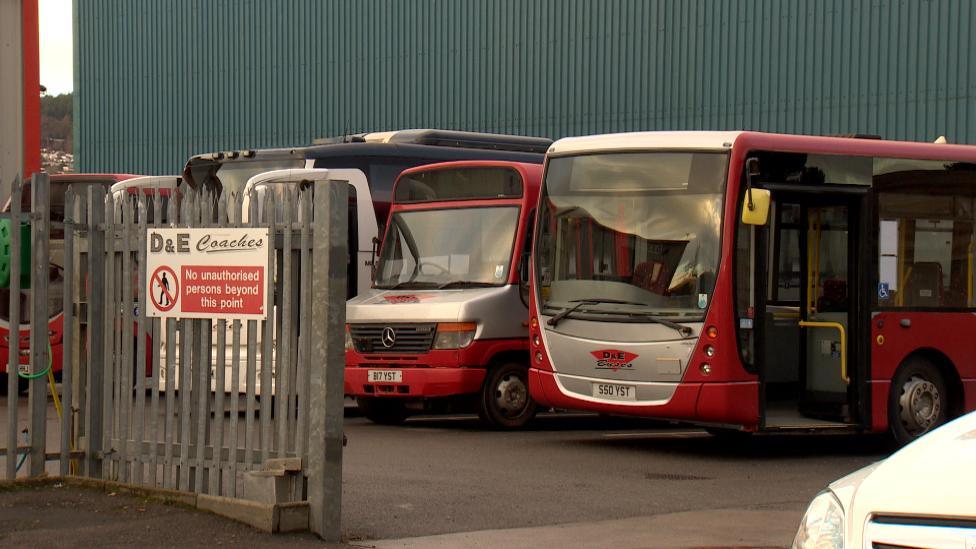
xmin=28 ymin=172 xmax=50 ymax=476
xmin=84 ymin=186 xmax=106 ymax=477
xmin=307 ymin=182 xmax=347 ymax=541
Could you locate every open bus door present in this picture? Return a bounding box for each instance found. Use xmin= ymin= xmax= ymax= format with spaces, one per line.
xmin=752 ymin=190 xmax=868 ymax=430
xmin=798 ymin=201 xmax=860 ymax=421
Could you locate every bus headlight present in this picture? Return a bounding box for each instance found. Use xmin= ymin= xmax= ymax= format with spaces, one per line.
xmin=792 ymin=490 xmax=845 ymax=549
xmin=344 ymin=325 xmax=354 ymax=352
xmin=433 ymin=322 xmax=477 ymax=349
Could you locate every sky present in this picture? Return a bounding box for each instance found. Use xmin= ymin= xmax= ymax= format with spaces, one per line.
xmin=39 ymin=0 xmax=73 ymax=96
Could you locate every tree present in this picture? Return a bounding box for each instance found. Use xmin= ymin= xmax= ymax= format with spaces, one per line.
xmin=40 ymin=93 xmax=73 ymax=152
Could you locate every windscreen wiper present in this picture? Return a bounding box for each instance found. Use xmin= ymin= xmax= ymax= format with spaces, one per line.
xmin=546 ymin=298 xmax=693 ymax=337
xmin=436 ymin=280 xmax=496 ymax=290
xmin=617 ymin=312 xmax=693 ymax=338
xmin=547 ymin=298 xmax=642 ymax=327
xmin=547 ymin=300 xmax=597 ymax=327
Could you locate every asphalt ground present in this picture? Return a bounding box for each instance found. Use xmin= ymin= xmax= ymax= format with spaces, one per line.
xmin=341 ymin=412 xmax=891 ymax=545
xmin=0 ymin=482 xmax=326 ymax=548
xmin=1 ymin=397 xmax=892 ymax=547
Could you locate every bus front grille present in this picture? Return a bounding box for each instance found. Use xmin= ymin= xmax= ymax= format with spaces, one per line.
xmin=349 ymin=323 xmax=437 ymax=354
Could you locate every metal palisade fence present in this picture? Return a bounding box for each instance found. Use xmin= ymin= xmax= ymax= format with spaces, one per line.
xmin=0 ymin=173 xmax=347 ymax=540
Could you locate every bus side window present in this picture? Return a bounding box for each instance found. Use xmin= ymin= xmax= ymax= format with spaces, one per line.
xmin=875 ymin=158 xmax=976 ymax=309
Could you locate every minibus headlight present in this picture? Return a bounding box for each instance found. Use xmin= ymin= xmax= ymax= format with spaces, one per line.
xmin=433 ymin=322 xmax=477 ymax=349
xmin=344 ymin=325 xmax=354 ymax=352
xmin=792 ymin=490 xmax=845 ymax=549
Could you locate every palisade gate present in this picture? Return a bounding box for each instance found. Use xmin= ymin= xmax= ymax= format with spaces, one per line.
xmin=0 ymin=173 xmax=347 ymax=541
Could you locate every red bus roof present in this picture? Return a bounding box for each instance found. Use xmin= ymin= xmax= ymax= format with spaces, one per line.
xmin=734 ymin=131 xmax=976 ymax=163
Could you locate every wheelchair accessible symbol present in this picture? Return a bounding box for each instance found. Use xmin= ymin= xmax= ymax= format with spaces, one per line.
xmin=878 ymin=282 xmax=890 ymax=301
xmin=151 ymin=266 xmax=179 ymax=312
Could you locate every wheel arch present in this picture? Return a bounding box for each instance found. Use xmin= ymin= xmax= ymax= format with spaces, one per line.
xmin=896 ymin=348 xmax=964 ymax=420
xmin=486 ymin=349 xmax=530 ymax=370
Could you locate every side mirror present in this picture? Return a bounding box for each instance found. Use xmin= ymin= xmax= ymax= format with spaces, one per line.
xmin=741 ymin=188 xmax=771 ymax=226
xmin=370 ymin=236 xmax=381 ymax=282
xmin=741 ymin=157 xmax=769 ymax=226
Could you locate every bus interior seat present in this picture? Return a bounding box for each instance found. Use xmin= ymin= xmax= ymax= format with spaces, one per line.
xmin=817 ymin=279 xmax=848 ymax=310
xmin=904 ymin=261 xmax=943 ymax=307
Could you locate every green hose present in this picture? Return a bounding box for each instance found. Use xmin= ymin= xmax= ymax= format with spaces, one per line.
xmin=11 ymin=339 xmax=65 ymax=475
xmin=16 ymin=339 xmax=53 ymax=380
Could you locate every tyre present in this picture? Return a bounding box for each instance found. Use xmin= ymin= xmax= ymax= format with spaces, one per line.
xmin=478 ymin=362 xmax=537 ymax=429
xmin=0 ymin=375 xmax=28 ymax=395
xmin=888 ymin=357 xmax=949 ymax=446
xmin=357 ymin=397 xmax=408 ymax=425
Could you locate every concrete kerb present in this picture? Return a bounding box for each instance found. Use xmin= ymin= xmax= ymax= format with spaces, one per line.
xmin=0 ymin=476 xmax=309 ymax=533
xmin=197 ymin=493 xmax=311 ymax=533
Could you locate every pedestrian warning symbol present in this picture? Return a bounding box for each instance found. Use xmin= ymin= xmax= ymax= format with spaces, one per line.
xmin=145 ymin=228 xmax=269 ymax=320
xmin=150 ymin=266 xmax=179 ymax=312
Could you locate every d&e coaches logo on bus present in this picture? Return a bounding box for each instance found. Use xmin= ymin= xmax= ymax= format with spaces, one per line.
xmin=591 ymin=349 xmax=639 ymax=371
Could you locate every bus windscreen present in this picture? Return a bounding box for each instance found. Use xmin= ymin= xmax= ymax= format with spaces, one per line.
xmin=536 ymin=152 xmax=727 ymax=318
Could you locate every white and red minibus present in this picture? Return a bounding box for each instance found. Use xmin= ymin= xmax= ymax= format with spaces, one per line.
xmin=345 ymin=160 xmax=543 ymax=428
xmin=529 ymin=131 xmax=976 ymax=444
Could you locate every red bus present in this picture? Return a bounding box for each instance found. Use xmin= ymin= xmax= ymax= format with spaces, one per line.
xmin=529 ymin=131 xmax=976 ymax=444
xmin=345 ymin=160 xmax=542 ymax=428
xmin=0 ymin=173 xmax=139 ymax=391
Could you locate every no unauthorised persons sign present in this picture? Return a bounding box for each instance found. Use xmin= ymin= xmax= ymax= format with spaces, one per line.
xmin=145 ymin=228 xmax=270 ymax=320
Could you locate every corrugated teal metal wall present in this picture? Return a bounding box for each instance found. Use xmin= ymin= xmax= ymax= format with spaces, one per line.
xmin=75 ymin=0 xmax=976 ymax=174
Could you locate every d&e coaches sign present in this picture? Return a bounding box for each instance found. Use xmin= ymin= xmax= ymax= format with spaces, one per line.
xmin=145 ymin=228 xmax=269 ymax=320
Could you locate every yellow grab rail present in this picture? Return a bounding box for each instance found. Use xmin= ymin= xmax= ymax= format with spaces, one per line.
xmin=798 ymin=320 xmax=850 ymax=384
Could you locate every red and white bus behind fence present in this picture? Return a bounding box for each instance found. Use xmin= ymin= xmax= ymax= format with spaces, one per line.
xmin=0 ymin=173 xmax=142 ymax=390
xmin=529 ymin=131 xmax=976 ymax=445
xmin=345 ymin=160 xmax=543 ymax=428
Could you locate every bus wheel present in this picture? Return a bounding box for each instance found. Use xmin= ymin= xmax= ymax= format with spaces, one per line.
xmin=889 ymin=358 xmax=948 ymax=446
xmin=0 ymin=377 xmax=29 ymax=395
xmin=357 ymin=397 xmax=408 ymax=425
xmin=479 ymin=362 xmax=537 ymax=429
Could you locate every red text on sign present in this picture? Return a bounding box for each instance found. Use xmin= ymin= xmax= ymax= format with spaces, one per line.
xmin=180 ymin=265 xmax=264 ymax=315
